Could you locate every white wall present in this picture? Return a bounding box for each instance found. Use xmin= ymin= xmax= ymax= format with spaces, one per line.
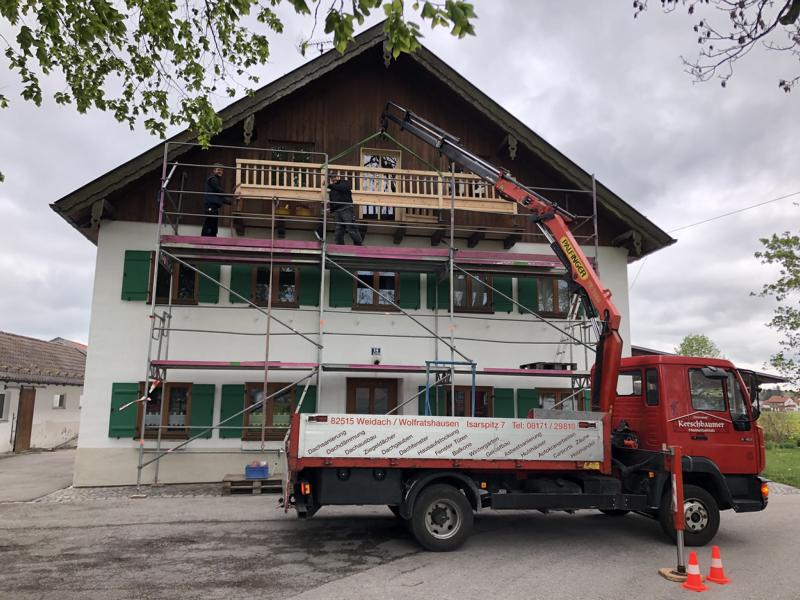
xmin=0 ymin=384 xmax=82 ymax=453
xmin=74 ymin=220 xmax=631 ymax=484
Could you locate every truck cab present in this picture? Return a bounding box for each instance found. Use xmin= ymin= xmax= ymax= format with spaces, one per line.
xmin=612 ymin=355 xmax=768 ymax=542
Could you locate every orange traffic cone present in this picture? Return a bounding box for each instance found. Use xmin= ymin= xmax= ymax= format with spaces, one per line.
xmin=682 ymin=551 xmax=708 ymax=592
xmin=706 ymin=546 xmax=731 ymax=585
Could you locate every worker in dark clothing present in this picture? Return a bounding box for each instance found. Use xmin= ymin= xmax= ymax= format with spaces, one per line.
xmin=201 ymin=163 xmax=231 ymax=237
xmin=327 ymin=175 xmax=363 ymax=245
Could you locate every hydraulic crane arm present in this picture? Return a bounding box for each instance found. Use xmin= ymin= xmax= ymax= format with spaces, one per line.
xmin=381 ymin=102 xmax=623 ymax=414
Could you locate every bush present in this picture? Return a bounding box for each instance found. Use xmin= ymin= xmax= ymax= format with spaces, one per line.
xmin=779 ymin=442 xmax=796 ymax=449
xmin=759 ymin=412 xmax=797 ymax=444
xmin=796 ymin=438 xmax=800 ymax=447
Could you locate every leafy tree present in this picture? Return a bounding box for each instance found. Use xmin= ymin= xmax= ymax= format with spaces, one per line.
xmin=634 ymin=0 xmax=800 ymax=91
xmin=756 ymin=228 xmax=800 ymax=384
xmin=0 ymin=0 xmax=477 ymax=181
xmin=675 ymin=333 xmax=722 ymax=358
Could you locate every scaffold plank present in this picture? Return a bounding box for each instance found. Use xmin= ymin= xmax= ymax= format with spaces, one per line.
xmin=159 ymin=234 xmax=570 ymax=273
xmin=149 ymin=359 xmax=588 ymax=378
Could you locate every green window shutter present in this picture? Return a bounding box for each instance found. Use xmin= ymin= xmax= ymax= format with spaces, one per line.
xmin=109 ymin=382 xmax=139 ymax=438
xmin=229 ymin=265 xmax=252 ymax=303
xmin=329 ymin=269 xmax=353 ymax=308
xmin=418 ymin=385 xmax=446 ymax=415
xmin=398 ymin=272 xmax=421 ymax=309
xmin=121 ymin=250 xmax=152 ymax=301
xmin=518 ymin=277 xmax=538 ymax=314
xmin=299 ymin=267 xmax=321 ymax=306
xmin=189 ymin=384 xmax=215 ymax=439
xmin=493 ymin=388 xmax=515 ymax=418
xmin=493 ymin=276 xmax=513 ymax=313
xmin=425 ymin=274 xmax=450 ymax=309
xmin=296 ymin=384 xmax=317 ymax=413
xmin=584 ymin=389 xmax=592 ymax=412
xmin=220 ymin=384 xmax=244 ymax=438
xmin=517 ymin=389 xmax=540 ymax=417
xmin=197 ymin=264 xmax=221 ymax=303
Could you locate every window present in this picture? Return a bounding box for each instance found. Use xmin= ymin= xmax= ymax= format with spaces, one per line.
xmin=53 ymin=393 xmax=67 ymax=409
xmin=453 ymin=273 xmax=492 ymax=313
xmin=0 ymin=392 xmax=5 ymax=420
xmin=616 ymin=371 xmax=642 ymax=396
xmin=347 ymin=379 xmax=398 ymax=414
xmin=354 ymin=271 xmax=399 ymax=309
xmin=728 ymin=372 xmax=747 ymax=419
xmin=243 ymin=382 xmax=295 ymax=440
xmin=444 ymin=386 xmax=492 ymax=417
xmin=253 ymin=266 xmax=299 ymax=307
xmin=645 ymin=368 xmax=660 ymax=406
xmin=536 ymin=277 xmax=571 ymax=317
xmin=269 ymin=141 xmax=315 ymax=187
xmin=153 ymin=255 xmax=198 ymax=305
xmin=359 ymin=148 xmax=400 ymax=221
xmin=539 ymin=388 xmax=587 ymax=411
xmin=689 ymin=369 xmax=727 ymax=412
xmin=136 ymin=382 xmax=191 ymax=439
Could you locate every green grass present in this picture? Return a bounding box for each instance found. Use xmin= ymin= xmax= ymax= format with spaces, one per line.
xmin=764 ymin=446 xmax=800 ymax=488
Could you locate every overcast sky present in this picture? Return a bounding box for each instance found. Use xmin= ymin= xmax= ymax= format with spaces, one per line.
xmin=1 ymin=1 xmax=798 ymax=373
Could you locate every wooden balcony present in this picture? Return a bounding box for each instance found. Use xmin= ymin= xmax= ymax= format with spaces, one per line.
xmin=233 ymin=158 xmax=518 ymax=223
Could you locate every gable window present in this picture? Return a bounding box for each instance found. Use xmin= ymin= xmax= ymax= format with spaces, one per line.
xmin=136 ymin=382 xmax=191 ymax=439
xmin=53 ymin=393 xmax=67 ymax=409
xmin=243 ymin=382 xmax=295 ymax=440
xmin=359 ymin=148 xmax=400 ymax=221
xmin=346 ymin=379 xmax=398 ymax=414
xmin=453 ymin=273 xmax=492 ymax=313
xmin=536 ymin=276 xmax=571 ymax=318
xmin=253 ymin=266 xmax=299 ymax=307
xmin=444 ymin=386 xmax=493 ymax=417
xmin=354 ymin=271 xmax=399 ymax=309
xmin=269 ymin=141 xmax=315 ymax=188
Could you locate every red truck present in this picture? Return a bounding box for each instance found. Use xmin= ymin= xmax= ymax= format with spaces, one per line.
xmin=284 ymin=104 xmax=769 ymax=551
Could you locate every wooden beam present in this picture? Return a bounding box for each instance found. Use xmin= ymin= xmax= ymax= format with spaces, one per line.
xmin=392 ymin=226 xmax=406 ymax=245
xmin=467 ymin=229 xmax=485 ymax=248
xmin=430 ymin=228 xmax=446 ymax=246
xmin=503 ymin=234 xmax=522 ymax=250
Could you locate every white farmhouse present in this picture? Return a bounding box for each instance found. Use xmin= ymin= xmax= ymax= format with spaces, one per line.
xmin=51 ymin=24 xmax=673 ymax=486
xmin=0 ymin=332 xmax=85 ymax=453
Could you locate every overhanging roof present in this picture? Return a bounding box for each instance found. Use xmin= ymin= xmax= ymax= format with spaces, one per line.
xmin=51 ymin=21 xmax=674 ymax=257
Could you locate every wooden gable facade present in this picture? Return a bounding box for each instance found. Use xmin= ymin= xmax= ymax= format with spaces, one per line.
xmin=52 ymin=23 xmax=673 ymax=257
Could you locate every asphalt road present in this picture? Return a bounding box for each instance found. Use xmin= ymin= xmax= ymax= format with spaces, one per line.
xmin=0 ymin=491 xmax=797 ymax=600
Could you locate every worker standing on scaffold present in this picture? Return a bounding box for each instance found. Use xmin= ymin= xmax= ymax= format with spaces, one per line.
xmin=328 ymin=174 xmax=363 ymax=245
xmin=201 ymin=163 xmax=231 ymax=237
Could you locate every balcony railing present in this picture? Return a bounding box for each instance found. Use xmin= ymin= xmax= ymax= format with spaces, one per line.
xmin=234 ymin=158 xmax=517 ymax=217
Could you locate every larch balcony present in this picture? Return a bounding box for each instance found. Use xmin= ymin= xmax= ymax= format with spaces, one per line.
xmin=233 ymin=158 xmax=518 ymax=229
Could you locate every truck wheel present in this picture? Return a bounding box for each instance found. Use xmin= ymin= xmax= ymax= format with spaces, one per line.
xmin=410 ymin=484 xmax=473 ymax=552
xmin=659 ymin=484 xmax=720 ymax=547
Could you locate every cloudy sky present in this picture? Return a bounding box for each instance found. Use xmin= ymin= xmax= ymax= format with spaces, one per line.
xmin=1 ymin=1 xmax=798 ymax=373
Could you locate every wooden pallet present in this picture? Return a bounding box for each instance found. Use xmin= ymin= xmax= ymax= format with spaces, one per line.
xmin=222 ymin=474 xmax=283 ymax=495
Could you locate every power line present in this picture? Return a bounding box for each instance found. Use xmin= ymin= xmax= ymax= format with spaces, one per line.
xmin=629 ymin=190 xmax=799 ymax=290
xmin=667 ymin=191 xmax=800 ymax=233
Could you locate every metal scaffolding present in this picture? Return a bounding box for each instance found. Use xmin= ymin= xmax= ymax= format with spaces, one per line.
xmin=127 ymin=136 xmax=605 ymax=489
